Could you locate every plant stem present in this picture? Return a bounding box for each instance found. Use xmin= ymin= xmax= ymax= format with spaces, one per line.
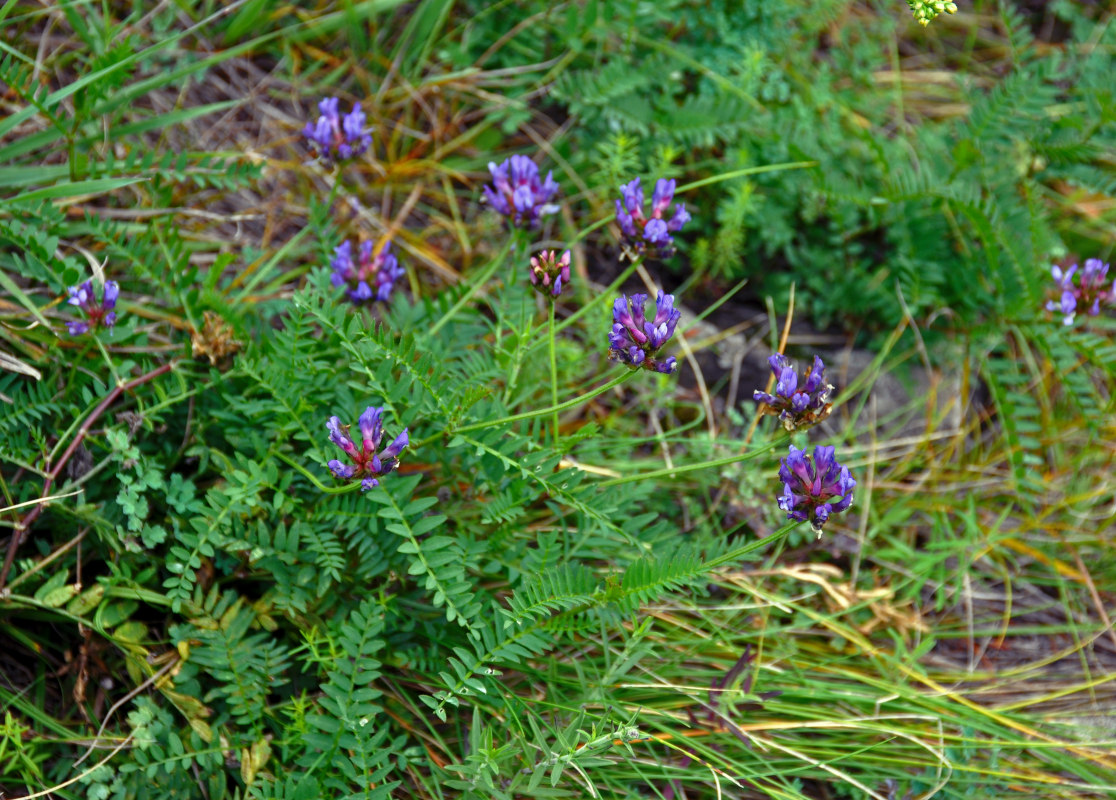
xmin=596 ymin=434 xmax=791 ymax=487
xmin=517 ymin=257 xmax=643 ymax=364
xmin=704 ymin=520 xmax=799 ymax=570
xmin=1 ymin=360 xmax=178 ymax=592
xmin=428 ymin=236 xmax=514 ymax=337
xmin=412 ymin=371 xmax=633 ymax=448
xmin=548 ymin=300 xmax=559 ymax=444
xmin=453 ymin=371 xmax=630 ymax=435
xmin=274 ymin=451 xmax=351 ymax=494
xmin=555 ymin=257 xmax=641 ymax=337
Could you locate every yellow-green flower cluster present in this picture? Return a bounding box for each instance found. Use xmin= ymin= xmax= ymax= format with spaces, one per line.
xmin=907 ymin=0 xmax=957 ymax=26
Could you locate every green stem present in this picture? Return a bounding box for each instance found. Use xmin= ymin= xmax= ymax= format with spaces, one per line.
xmin=548 ymin=301 xmax=559 ymax=444
xmin=704 ymin=520 xmax=799 ymax=570
xmin=555 ymin=257 xmax=641 ymax=337
xmin=92 ymin=335 xmax=122 ymax=389
xmin=514 ymin=257 xmax=643 ymax=365
xmin=680 ymin=275 xmax=749 ymax=331
xmin=1 ymin=593 xmax=121 ymax=644
xmin=596 ymin=434 xmax=791 ymax=487
xmin=428 ymin=236 xmax=514 ymax=337
xmin=676 ymin=161 xmax=817 ymax=194
xmin=274 ymin=451 xmax=353 ymax=494
xmin=279 ymin=370 xmax=632 ymax=485
xmin=566 ymin=215 xmax=613 ymax=247
xmin=411 ymin=371 xmax=633 ymax=448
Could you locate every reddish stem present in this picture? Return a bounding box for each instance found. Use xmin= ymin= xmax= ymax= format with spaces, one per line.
xmin=0 ymin=361 xmax=176 ymax=592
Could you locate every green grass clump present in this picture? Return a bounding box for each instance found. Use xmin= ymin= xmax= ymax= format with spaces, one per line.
xmin=2 ymin=2 xmax=1116 ymax=799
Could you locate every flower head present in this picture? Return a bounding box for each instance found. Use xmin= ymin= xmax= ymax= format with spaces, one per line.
xmin=330 ymin=239 xmax=405 ymax=304
xmin=483 ymin=155 xmax=560 ymax=228
xmin=608 ymin=292 xmax=681 ymax=374
xmin=1046 ymin=259 xmax=1113 ymax=325
xmin=325 ymin=406 xmax=408 ymax=491
xmin=906 ymin=0 xmax=958 ymax=26
xmin=753 ymin=354 xmax=834 ymax=431
xmin=66 ymin=280 xmax=119 ymax=335
xmin=777 ymin=445 xmax=856 ymax=534
xmin=529 ymin=250 xmax=571 ymax=299
xmin=303 ymin=97 xmax=372 ymax=165
xmin=614 ymin=177 xmax=691 ymax=260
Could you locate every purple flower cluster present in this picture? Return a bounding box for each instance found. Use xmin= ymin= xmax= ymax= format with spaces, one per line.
xmin=66 ymin=280 xmax=119 ymax=335
xmin=483 ymin=155 xmax=560 ymax=227
xmin=615 ymin=178 xmax=690 ymax=259
xmin=330 ymin=240 xmax=405 ymax=304
xmin=752 ymin=349 xmax=855 ymax=531
xmin=294 ymin=107 xmax=705 ymax=493
xmin=608 ymin=292 xmax=681 ymax=374
xmin=753 ymin=354 xmax=834 ymax=432
xmin=303 ymin=97 xmax=371 ymax=164
xmin=529 ymin=250 xmax=571 ymax=298
xmin=778 ymin=445 xmax=856 ymax=534
xmin=1047 ymin=259 xmax=1114 ymax=325
xmin=326 ymin=406 xmax=409 ymax=491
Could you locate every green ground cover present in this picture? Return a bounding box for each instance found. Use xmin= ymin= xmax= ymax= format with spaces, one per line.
xmin=1 ymin=1 xmax=1115 ymax=798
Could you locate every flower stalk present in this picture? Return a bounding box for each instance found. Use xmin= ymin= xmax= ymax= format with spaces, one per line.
xmin=548 ymin=300 xmax=560 ymax=444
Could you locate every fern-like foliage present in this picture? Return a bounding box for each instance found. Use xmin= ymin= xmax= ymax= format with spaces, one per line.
xmin=292 ymin=284 xmax=458 ymax=421
xmin=429 ymin=542 xmax=722 ymax=720
xmin=248 ymin=775 xmax=323 ymax=800
xmin=654 ymin=94 xmax=755 ymax=149
xmin=300 ymin=598 xmax=400 ymax=799
xmin=0 ymin=200 xmax=85 ymax=290
xmin=171 ymin=594 xmax=292 ymax=730
xmin=368 ymin=475 xmax=482 ymax=629
xmin=980 ymin=329 xmax=1049 ymax=500
xmin=591 ymin=132 xmax=642 ymax=190
xmin=76 ymin=697 xmax=226 ymax=800
xmin=551 ymin=57 xmax=660 ymax=111
xmin=76 ymin=212 xmax=197 ymax=297
xmin=87 ymin=148 xmax=264 ymax=191
xmin=163 ymin=457 xmax=277 ymax=611
xmin=0 ymin=374 xmax=67 ymax=458
xmin=500 ymin=563 xmax=600 ymax=627
xmin=1033 ymin=325 xmax=1115 ymax=436
xmin=452 ymin=430 xmax=650 ymax=549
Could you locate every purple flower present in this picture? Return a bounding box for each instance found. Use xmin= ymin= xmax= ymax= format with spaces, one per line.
xmin=483 ymin=155 xmax=560 ymax=228
xmin=303 ymin=97 xmax=372 ymax=165
xmin=529 ymin=250 xmax=571 ymax=298
xmin=608 ymin=292 xmax=680 ymax=374
xmin=329 ymin=239 xmax=405 ymax=304
xmin=614 ymin=177 xmax=690 ymax=260
xmin=777 ymin=445 xmax=856 ymax=534
xmin=325 ymin=406 xmax=408 ymax=491
xmin=65 ymin=280 xmax=119 ymax=335
xmin=753 ymin=354 xmax=834 ymax=431
xmin=1046 ymin=259 xmax=1113 ymax=325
